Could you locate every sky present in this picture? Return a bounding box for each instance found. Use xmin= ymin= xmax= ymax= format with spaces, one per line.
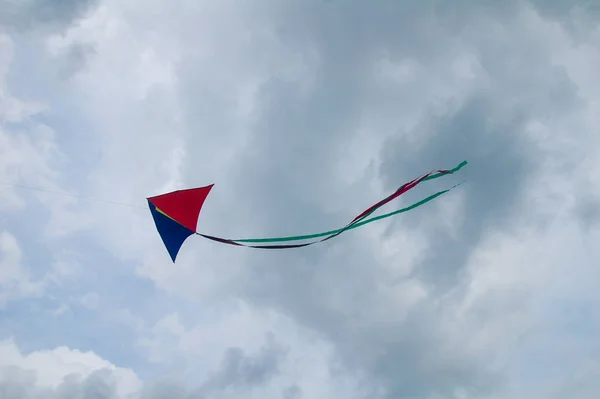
xmin=0 ymin=0 xmax=600 ymax=398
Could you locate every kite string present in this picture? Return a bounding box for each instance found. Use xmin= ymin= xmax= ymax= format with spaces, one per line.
xmin=0 ymin=181 xmax=147 ymax=209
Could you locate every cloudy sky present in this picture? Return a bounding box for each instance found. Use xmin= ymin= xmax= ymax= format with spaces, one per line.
xmin=1 ymin=0 xmax=600 ymax=398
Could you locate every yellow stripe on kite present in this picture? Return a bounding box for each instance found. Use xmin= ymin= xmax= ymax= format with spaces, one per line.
xmin=156 ymin=207 xmax=181 ymax=224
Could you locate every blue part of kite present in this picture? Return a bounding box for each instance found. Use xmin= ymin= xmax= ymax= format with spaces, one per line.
xmin=147 ymin=199 xmax=194 ymax=262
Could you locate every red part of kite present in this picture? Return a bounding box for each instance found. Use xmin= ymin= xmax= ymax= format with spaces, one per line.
xmin=147 ymin=184 xmax=214 ymax=232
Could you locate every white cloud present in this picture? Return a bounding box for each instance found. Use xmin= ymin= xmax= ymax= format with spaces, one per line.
xmin=80 ymin=292 xmax=99 ymax=309
xmin=0 ymin=230 xmax=84 ymax=308
xmin=0 ymin=231 xmax=44 ymax=307
xmin=0 ymin=339 xmax=141 ymax=398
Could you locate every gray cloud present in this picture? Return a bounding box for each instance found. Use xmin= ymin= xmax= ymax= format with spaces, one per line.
xmin=0 ymin=367 xmax=119 ymax=399
xmin=167 ymin=1 xmax=599 ymax=398
xmin=136 ymin=336 xmax=285 ymax=399
xmin=379 ymin=49 xmax=583 ymax=287
xmin=188 ymin=334 xmax=285 ymax=398
xmin=529 ymin=0 xmax=600 ymax=33
xmin=575 ymin=195 xmax=600 ymax=230
xmin=283 ymin=384 xmax=302 ymax=399
xmin=381 ymin=96 xmax=534 ymax=288
xmin=56 ymin=41 xmax=96 ymax=79
xmin=54 ymin=370 xmax=118 ymax=399
xmin=0 ymin=0 xmax=99 ymax=33
xmin=0 ymin=366 xmax=38 ymax=399
xmin=550 ymin=366 xmax=600 ymax=399
xmin=138 ymin=381 xmax=188 ymax=399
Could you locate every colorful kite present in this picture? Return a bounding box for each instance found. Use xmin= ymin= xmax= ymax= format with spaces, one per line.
xmin=147 ymin=160 xmax=467 ymax=262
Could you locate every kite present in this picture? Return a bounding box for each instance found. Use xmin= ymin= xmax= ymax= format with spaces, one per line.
xmin=147 ymin=160 xmax=467 ymax=262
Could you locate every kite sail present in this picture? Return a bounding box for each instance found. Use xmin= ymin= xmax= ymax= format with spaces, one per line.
xmin=147 ymin=160 xmax=467 ymax=262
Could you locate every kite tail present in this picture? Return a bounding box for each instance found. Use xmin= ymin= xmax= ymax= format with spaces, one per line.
xmin=198 ymin=183 xmax=463 ymax=249
xmin=199 ymin=161 xmax=468 ymax=248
